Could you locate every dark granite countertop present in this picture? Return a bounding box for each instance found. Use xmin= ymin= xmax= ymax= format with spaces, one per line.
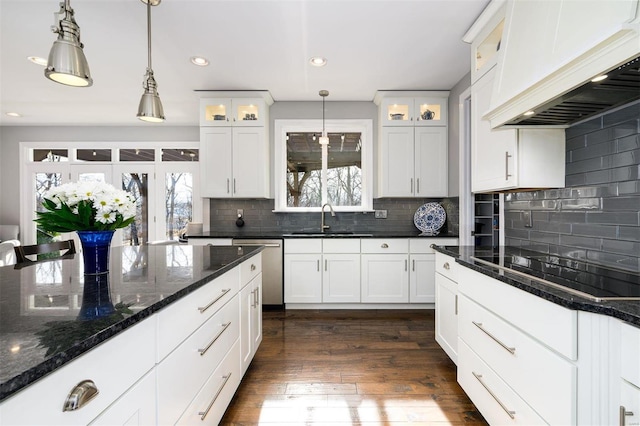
xmin=188 ymin=231 xmax=460 ymax=239
xmin=433 ymin=245 xmax=640 ymax=328
xmin=0 ymin=244 xmax=263 ymax=402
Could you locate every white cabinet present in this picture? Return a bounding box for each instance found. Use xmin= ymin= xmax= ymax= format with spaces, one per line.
xmin=361 ymin=254 xmax=409 ymax=303
xmin=240 ymin=272 xmax=262 ymax=374
xmin=91 ymin=371 xmax=157 ymax=426
xmin=200 ymin=97 xmax=269 ymax=127
xmin=471 ymin=67 xmax=565 ymax=193
xmin=434 ymin=252 xmax=458 ymax=364
xmin=375 ymin=91 xmax=449 ymax=198
xmin=200 ymin=127 xmax=270 ymax=198
xmin=284 ymin=239 xmax=322 ymax=303
xmin=322 ymin=239 xmax=361 ymax=303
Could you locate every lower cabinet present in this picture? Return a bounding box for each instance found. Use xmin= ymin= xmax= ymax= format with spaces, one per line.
xmin=361 ymin=254 xmax=409 ymax=303
xmin=284 ymin=253 xmax=322 ymax=303
xmin=323 ymin=253 xmax=361 ymax=303
xmin=240 ymin=273 xmax=263 ymax=374
xmin=435 ymin=273 xmax=458 ymax=364
xmin=91 ymin=371 xmax=157 ymax=426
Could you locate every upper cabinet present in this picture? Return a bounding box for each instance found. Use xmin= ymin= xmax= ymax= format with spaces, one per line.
xmin=376 ymin=94 xmax=448 ymax=127
xmin=200 ymin=94 xmax=272 ymax=127
xmin=470 ymin=3 xmax=505 ymax=84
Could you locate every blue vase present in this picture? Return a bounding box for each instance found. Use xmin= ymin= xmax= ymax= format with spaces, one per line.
xmin=78 ymin=273 xmax=115 ymax=320
xmin=77 ymin=230 xmax=115 ymax=275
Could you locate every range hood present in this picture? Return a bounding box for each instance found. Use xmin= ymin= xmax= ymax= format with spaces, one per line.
xmin=505 ymin=56 xmax=640 ymax=126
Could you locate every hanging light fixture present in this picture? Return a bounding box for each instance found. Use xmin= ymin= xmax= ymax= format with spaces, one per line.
xmin=45 ymin=0 xmax=92 ymax=87
xmin=318 ymin=90 xmax=329 ymax=145
xmin=137 ymin=0 xmax=165 ymax=122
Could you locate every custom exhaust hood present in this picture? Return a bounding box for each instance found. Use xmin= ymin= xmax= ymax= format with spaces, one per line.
xmin=505 ymin=56 xmax=640 ymax=126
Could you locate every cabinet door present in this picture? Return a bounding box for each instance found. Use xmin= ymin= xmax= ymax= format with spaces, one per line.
xmin=620 ymin=380 xmax=640 ymax=426
xmin=414 ymin=97 xmax=448 ymax=126
xmin=379 ymin=127 xmax=414 ymax=197
xmin=435 ymin=273 xmax=457 ymax=364
xmin=200 ymin=98 xmax=233 ymax=126
xmin=409 ymin=254 xmax=435 ymax=303
xmin=284 ymin=254 xmax=322 ymax=303
xmin=380 ymin=97 xmax=415 ymax=126
xmin=200 ymin=127 xmax=233 ymax=197
xmin=240 ymin=282 xmax=254 ymax=374
xmin=361 ymin=254 xmax=409 ymax=303
xmin=322 ymin=253 xmax=361 ymax=303
xmin=414 ymin=127 xmax=448 ymax=197
xmin=252 ymin=279 xmax=262 ymax=356
xmin=471 ymin=68 xmax=518 ymax=193
xmin=231 ymin=98 xmax=267 ymax=127
xmin=91 ymin=371 xmax=157 ymax=426
xmin=232 ymin=127 xmax=268 ymax=198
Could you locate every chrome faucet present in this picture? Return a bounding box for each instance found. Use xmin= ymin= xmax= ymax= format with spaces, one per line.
xmin=321 ymin=203 xmax=335 ymax=232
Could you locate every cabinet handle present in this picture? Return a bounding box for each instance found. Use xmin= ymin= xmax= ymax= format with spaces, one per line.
xmin=416 ymin=178 xmax=420 ymax=194
xmin=62 ymin=380 xmax=99 ymax=412
xmin=226 ymin=178 xmax=230 ymax=194
xmin=621 ymin=406 xmax=634 ymax=426
xmin=455 ymin=294 xmax=458 ymax=315
xmin=250 ymin=289 xmax=256 ymax=308
xmin=198 ymin=322 xmax=231 ymax=356
xmin=198 ymin=288 xmax=231 ymax=313
xmin=250 ymin=263 xmax=256 ymax=271
xmin=405 ymin=259 xmax=408 ymax=271
xmin=472 ymin=321 xmax=516 ymax=355
xmin=254 ymin=287 xmax=259 ymax=307
xmin=472 ymin=372 xmax=515 ymax=419
xmin=505 ymin=151 xmax=512 ymax=181
xmin=198 ymin=372 xmax=232 ymax=420
xmin=233 ymin=178 xmax=236 ymax=194
xmin=325 ymin=259 xmax=328 ymax=271
xmin=443 ymin=262 xmax=450 ymax=270
xmin=381 ymin=243 xmax=389 ymax=248
xmin=410 ymin=178 xmax=414 ymax=193
xmin=412 ymin=259 xmax=415 ymax=271
xmin=317 ymin=259 xmax=320 ymax=271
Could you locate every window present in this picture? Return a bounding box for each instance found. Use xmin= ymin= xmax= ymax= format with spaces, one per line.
xmin=274 ymin=119 xmax=373 ymax=212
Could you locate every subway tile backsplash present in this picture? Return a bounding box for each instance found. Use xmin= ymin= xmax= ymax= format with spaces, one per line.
xmin=504 ymin=101 xmax=640 ymax=272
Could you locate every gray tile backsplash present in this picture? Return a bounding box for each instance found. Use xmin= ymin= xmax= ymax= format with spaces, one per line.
xmin=209 ymin=197 xmax=459 ymax=235
xmin=504 ymin=101 xmax=640 ymax=272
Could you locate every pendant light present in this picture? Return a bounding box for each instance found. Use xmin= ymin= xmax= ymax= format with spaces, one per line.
xmin=137 ymin=0 xmax=165 ymax=122
xmin=318 ymin=90 xmax=329 ymax=145
xmin=45 ymin=0 xmax=92 ymax=87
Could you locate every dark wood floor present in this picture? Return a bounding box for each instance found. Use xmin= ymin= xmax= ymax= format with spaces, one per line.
xmin=221 ymin=309 xmax=487 ymax=425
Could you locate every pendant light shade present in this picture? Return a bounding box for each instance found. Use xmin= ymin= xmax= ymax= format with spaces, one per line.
xmin=319 ymin=90 xmax=329 ymax=145
xmin=45 ymin=0 xmax=92 ymax=87
xmin=137 ymin=0 xmax=165 ymax=123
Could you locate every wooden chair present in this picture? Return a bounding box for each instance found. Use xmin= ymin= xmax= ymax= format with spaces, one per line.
xmin=14 ymin=240 xmax=76 ymax=264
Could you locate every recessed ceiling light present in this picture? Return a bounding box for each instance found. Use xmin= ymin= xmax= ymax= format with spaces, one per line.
xmin=309 ymin=56 xmax=327 ymax=67
xmin=6 ymin=112 xmax=22 ymax=117
xmin=591 ymin=74 xmax=608 ymax=82
xmin=190 ymin=56 xmax=209 ymax=66
xmin=27 ymin=56 xmax=47 ymax=66
xmin=523 ymin=110 xmax=535 ymax=116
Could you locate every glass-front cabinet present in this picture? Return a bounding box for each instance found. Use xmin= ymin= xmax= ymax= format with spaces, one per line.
xmin=378 ymin=96 xmax=447 ymax=126
xmin=199 ymin=97 xmax=268 ymax=127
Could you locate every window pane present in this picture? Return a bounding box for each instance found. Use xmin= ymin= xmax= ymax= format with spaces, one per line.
xmin=121 ymin=173 xmax=149 ymax=246
xmin=165 ymin=173 xmax=193 ymax=240
xmin=327 ymin=132 xmax=362 ymax=207
xmin=33 ymin=149 xmax=68 ymax=162
xmin=161 ymin=149 xmax=199 ymax=162
xmin=286 ymin=132 xmax=322 ymax=207
xmin=35 ymin=172 xmax=62 ymax=244
xmin=77 ymin=149 xmax=112 ymax=162
xmin=120 ymin=149 xmax=155 ymax=162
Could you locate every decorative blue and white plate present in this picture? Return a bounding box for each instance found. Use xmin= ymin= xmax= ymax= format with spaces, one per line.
xmin=413 ymin=202 xmax=446 ymax=236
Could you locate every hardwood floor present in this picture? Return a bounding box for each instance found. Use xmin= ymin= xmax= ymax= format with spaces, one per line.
xmin=221 ymin=309 xmax=487 ymax=425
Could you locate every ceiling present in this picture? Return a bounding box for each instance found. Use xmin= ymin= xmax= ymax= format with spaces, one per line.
xmin=0 ymin=0 xmax=489 ymax=127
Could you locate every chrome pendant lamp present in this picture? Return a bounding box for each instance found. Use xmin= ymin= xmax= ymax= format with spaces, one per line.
xmin=137 ymin=0 xmax=165 ymax=122
xmin=318 ymin=90 xmax=329 ymax=145
xmin=45 ymin=0 xmax=92 ymax=87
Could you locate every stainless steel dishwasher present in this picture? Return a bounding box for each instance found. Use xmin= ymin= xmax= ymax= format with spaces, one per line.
xmin=232 ymin=239 xmax=283 ymax=307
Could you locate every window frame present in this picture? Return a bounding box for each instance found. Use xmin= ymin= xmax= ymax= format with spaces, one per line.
xmin=273 ymin=119 xmax=373 ymax=213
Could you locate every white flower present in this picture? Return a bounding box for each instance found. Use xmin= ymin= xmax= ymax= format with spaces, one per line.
xmin=96 ymin=211 xmax=116 ymax=224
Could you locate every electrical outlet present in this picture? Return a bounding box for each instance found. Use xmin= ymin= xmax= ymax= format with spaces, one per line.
xmin=523 ymin=211 xmax=532 ymax=228
xmin=237 ymin=209 xmax=243 ymax=217
xmin=374 ymin=210 xmax=387 ymax=219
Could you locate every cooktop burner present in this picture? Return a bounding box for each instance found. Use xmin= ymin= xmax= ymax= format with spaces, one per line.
xmin=470 ymin=249 xmax=640 ymax=302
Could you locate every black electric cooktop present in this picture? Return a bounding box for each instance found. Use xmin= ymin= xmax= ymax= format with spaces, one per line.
xmin=469 ymin=248 xmax=640 ymax=302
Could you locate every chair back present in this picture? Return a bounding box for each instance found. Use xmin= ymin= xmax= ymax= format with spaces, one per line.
xmin=14 ymin=240 xmax=76 ymax=264
xmin=0 ymin=240 xmax=20 ymax=266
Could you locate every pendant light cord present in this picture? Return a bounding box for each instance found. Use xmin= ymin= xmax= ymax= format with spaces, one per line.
xmin=146 ymin=0 xmax=152 ymax=70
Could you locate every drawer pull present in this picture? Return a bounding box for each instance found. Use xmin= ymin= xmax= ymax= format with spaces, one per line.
xmin=198 ymin=322 xmax=232 ymax=356
xmin=62 ymin=380 xmax=99 ymax=412
xmin=454 ymin=294 xmax=458 ymax=315
xmin=620 ymin=406 xmax=634 ymax=426
xmin=198 ymin=288 xmax=231 ymax=313
xmin=254 ymin=287 xmax=259 ymax=307
xmin=251 ymin=289 xmax=256 ymax=308
xmin=250 ymin=263 xmax=256 ymax=271
xmin=443 ymin=262 xmax=450 ymax=270
xmin=198 ymin=372 xmax=232 ymax=420
xmin=472 ymin=321 xmax=516 ymax=355
xmin=381 ymin=243 xmax=389 ymax=248
xmin=472 ymin=372 xmax=515 ymax=419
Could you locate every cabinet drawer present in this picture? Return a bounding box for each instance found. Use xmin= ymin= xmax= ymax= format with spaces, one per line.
xmin=458 ymin=294 xmax=576 ymax=425
xmin=621 ymin=321 xmax=640 ymax=388
xmin=157 ymin=266 xmax=239 ymax=361
xmin=435 ymin=252 xmax=458 ymax=282
xmin=409 ymin=238 xmax=458 ymax=254
xmin=157 ymin=295 xmax=239 ymax=424
xmin=361 ymin=238 xmax=408 ymax=254
xmin=0 ymin=318 xmax=155 ymax=425
xmin=240 ymin=252 xmax=261 ymax=286
xmin=176 ymin=339 xmax=242 ymax=425
xmin=322 ymin=238 xmax=360 ymax=253
xmin=284 ymin=239 xmax=322 ymax=253
xmin=458 ymin=340 xmax=547 ymax=425
xmin=459 ymin=266 xmax=577 ymax=360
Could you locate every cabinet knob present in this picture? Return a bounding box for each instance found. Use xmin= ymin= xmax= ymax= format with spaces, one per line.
xmin=443 ymin=262 xmax=450 ymax=270
xmin=381 ymin=243 xmax=389 ymax=248
xmin=250 ymin=264 xmax=256 ymax=271
xmin=63 ymin=380 xmax=99 ymax=412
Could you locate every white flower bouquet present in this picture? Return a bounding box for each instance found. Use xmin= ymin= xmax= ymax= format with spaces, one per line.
xmin=35 ymin=181 xmax=136 ymax=233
